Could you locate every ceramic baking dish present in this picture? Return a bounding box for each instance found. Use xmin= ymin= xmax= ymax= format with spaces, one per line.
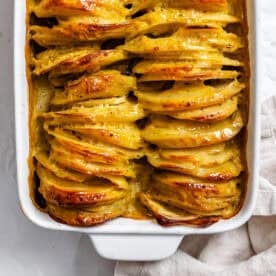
xmin=14 ymin=0 xmax=261 ymax=261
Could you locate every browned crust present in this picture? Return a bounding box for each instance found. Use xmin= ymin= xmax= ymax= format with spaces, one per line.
xmin=48 ymin=206 xmax=119 ymax=226
xmin=66 ymin=74 xmax=114 ymax=94
xmin=40 ymin=185 xmax=109 ymax=206
xmin=156 ymin=215 xmax=220 ymax=227
xmin=53 ymin=50 xmax=110 ymax=73
xmin=30 ymin=23 xmax=130 ymax=47
xmin=207 ymin=173 xmax=233 ymax=181
xmin=49 ymin=213 xmax=114 ymax=226
xmin=170 ymin=182 xmax=218 ymax=192
xmin=41 ymin=0 xmax=97 ymax=12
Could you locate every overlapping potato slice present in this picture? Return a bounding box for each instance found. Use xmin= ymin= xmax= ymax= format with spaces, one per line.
xmin=142 ymin=111 xmax=244 ymax=148
xmin=147 ymin=150 xmax=242 ymax=180
xmin=63 ymin=123 xmax=143 ymax=150
xmin=36 ymin=151 xmax=131 ymax=191
xmin=35 ymin=151 xmax=89 ymax=182
xmin=131 ymin=8 xmax=239 ymax=37
xmin=49 ymin=141 xmax=136 ymax=177
xmin=32 ymin=0 xmax=129 ymax=18
xmin=124 ymin=28 xmax=242 ymax=54
xmin=48 ymin=48 xmax=126 ymax=77
xmin=165 ymin=0 xmax=229 ymax=12
xmin=47 ymin=198 xmax=127 ymax=226
xmin=30 ymin=21 xmax=130 ymax=46
xmin=159 ymin=142 xmax=238 ymax=166
xmin=43 ymin=101 xmax=145 ymax=125
xmin=72 ymin=96 xmax=127 ymax=108
xmin=153 ymin=172 xmax=241 ymax=197
xmin=140 ymin=194 xmax=219 ymax=227
xmin=44 ymin=128 xmax=144 ymax=162
xmin=136 ymin=79 xmax=244 ymax=112
xmin=51 ymin=70 xmax=136 ymax=105
xmin=146 ymin=142 xmax=243 ymax=180
xmin=37 ymin=164 xmax=127 ymax=206
xmin=134 ymin=60 xmax=240 ymax=81
xmin=50 ymin=138 xmax=122 ymax=165
xmin=141 ymin=51 xmax=242 ymax=64
xmin=33 ymin=47 xmax=127 ymax=76
xmin=168 ymin=96 xmax=238 ymax=122
xmin=146 ymin=172 xmax=242 ymax=217
xmin=33 ymin=46 xmax=98 ymax=75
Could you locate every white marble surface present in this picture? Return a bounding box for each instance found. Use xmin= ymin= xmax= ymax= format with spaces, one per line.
xmin=1 ymin=0 xmax=276 ymax=275
xmin=0 ymin=1 xmax=115 ymax=275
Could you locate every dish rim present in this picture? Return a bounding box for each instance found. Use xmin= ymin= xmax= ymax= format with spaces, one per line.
xmin=14 ymin=0 xmax=260 ymax=235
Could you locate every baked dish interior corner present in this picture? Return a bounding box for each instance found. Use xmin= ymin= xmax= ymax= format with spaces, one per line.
xmin=26 ymin=0 xmax=249 ymax=227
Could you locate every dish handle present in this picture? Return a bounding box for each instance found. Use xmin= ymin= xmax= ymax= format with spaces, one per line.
xmin=89 ymin=234 xmax=184 ymax=261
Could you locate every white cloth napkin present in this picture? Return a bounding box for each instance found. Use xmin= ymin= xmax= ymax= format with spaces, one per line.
xmin=115 ymin=96 xmax=276 ymax=276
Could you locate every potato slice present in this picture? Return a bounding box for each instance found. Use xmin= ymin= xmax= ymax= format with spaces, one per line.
xmin=165 ymin=0 xmax=229 ymax=12
xmin=33 ymin=47 xmax=127 ymax=76
xmin=50 ymin=139 xmax=122 ymax=165
xmin=43 ymin=102 xmax=145 ymax=124
xmin=36 ymin=151 xmax=89 ymax=182
xmin=140 ymin=194 xmax=219 ymax=227
xmin=142 ymin=51 xmax=241 ymax=65
xmin=33 ymin=46 xmax=99 ymax=75
xmin=51 ymin=71 xmax=136 ymax=105
xmin=159 ymin=142 xmax=238 ymax=166
xmin=131 ymin=8 xmax=239 ymax=37
xmin=147 ymin=148 xmax=243 ymax=180
xmin=49 ymin=49 xmax=127 ymax=77
xmin=153 ymin=172 xmax=241 ymax=196
xmin=50 ymin=142 xmax=136 ymax=177
xmin=148 ymin=173 xmax=242 ymax=216
xmin=136 ymin=79 xmax=244 ymax=112
xmin=124 ymin=27 xmax=242 ymax=54
xmin=168 ymin=96 xmax=238 ymax=122
xmin=36 ymin=151 xmax=130 ymax=190
xmin=142 ymin=111 xmax=244 ymax=148
xmin=47 ymin=198 xmax=127 ymax=226
xmin=134 ymin=60 xmax=240 ymax=81
xmin=37 ymin=165 xmax=127 ymax=206
xmin=44 ymin=128 xmax=144 ymax=162
xmin=32 ymin=0 xmax=128 ymax=18
xmin=72 ymin=96 xmax=127 ymax=108
xmin=150 ymin=191 xmax=240 ymax=218
xmin=31 ymin=21 xmax=130 ymax=47
xmin=63 ymin=123 xmax=143 ymax=150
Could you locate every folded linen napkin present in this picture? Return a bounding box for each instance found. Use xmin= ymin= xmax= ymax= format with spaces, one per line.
xmin=115 ymin=96 xmax=276 ymax=276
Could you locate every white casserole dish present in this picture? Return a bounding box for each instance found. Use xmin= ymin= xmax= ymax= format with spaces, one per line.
xmin=14 ymin=0 xmax=261 ymax=261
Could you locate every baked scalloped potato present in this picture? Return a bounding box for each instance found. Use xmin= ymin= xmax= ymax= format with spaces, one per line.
xmin=142 ymin=112 xmax=244 ymax=148
xmin=27 ymin=0 xmax=248 ymax=227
